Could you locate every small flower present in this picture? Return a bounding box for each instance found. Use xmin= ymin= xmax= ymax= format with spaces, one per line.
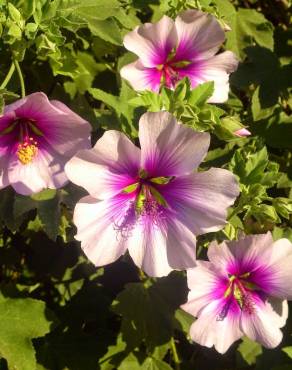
xmin=65 ymin=111 xmax=239 ymax=277
xmin=0 ymin=92 xmax=91 ymax=195
xmin=120 ymin=10 xmax=238 ymax=103
xmin=182 ymin=233 xmax=292 ymax=353
xmin=234 ymin=128 xmax=251 ymax=137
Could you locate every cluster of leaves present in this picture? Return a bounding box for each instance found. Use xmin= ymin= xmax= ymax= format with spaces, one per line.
xmin=0 ymin=0 xmax=291 ymax=369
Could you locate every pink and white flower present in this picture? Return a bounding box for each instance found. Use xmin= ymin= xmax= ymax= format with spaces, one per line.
xmin=182 ymin=233 xmax=292 ymax=353
xmin=0 ymin=92 xmax=91 ymax=195
xmin=65 ymin=111 xmax=239 ymax=277
xmin=120 ymin=10 xmax=238 ymax=103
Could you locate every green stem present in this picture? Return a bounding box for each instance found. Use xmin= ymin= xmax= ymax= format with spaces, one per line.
xmin=0 ymin=62 xmax=15 ymax=89
xmin=170 ymin=337 xmax=180 ymax=370
xmin=14 ymin=59 xmax=25 ymax=98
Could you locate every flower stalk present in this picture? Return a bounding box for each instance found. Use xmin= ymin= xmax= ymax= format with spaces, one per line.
xmin=14 ymin=59 xmax=25 ymax=98
xmin=0 ymin=62 xmax=15 ymax=90
xmin=171 ymin=336 xmax=181 ymax=370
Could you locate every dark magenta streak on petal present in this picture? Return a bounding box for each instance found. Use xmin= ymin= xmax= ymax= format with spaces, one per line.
xmin=150 ymin=40 xmax=175 ymax=66
xmin=213 ymin=296 xmax=241 ymax=322
xmin=208 ymin=274 xmax=230 ymax=301
xmin=248 ymin=265 xmax=279 ymax=295
xmin=143 ymin=68 xmax=162 ymax=91
xmin=173 ymin=37 xmax=198 ymax=62
xmin=176 ymin=61 xmax=204 ymax=81
xmin=0 ymin=112 xmax=15 ymax=130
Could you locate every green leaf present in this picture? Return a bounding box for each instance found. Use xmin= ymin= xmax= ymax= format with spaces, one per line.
xmin=112 ymin=274 xmax=187 ymax=350
xmin=25 ymin=22 xmax=38 ymax=39
xmin=37 ymin=194 xmax=61 ymax=240
xmin=0 ymin=296 xmax=53 ymax=370
xmin=232 ymin=47 xmax=291 ymax=109
xmin=174 ymin=308 xmax=194 ymax=335
xmin=8 ymin=3 xmax=22 ymax=23
xmin=99 ymin=334 xmax=127 ymax=369
xmin=119 ymin=353 xmax=143 ymax=370
xmin=0 ymin=188 xmax=25 ymax=231
xmin=237 ymin=336 xmax=262 ymax=366
xmin=273 ymin=198 xmax=292 ymax=219
xmin=188 ymin=81 xmax=214 ymax=106
xmin=87 ymin=18 xmax=122 ymax=45
xmin=223 ymin=8 xmax=274 ymax=59
xmin=141 ymin=357 xmax=172 ymax=370
xmin=251 ymin=86 xmax=277 ymax=121
xmin=251 ymin=204 xmax=280 ymax=223
xmin=41 ymin=0 xmax=120 ymax=23
xmin=282 ymin=346 xmax=292 ymax=359
xmin=31 ymin=189 xmax=57 ymax=201
xmin=14 ymin=189 xmax=62 ymax=240
xmin=253 ymin=112 xmax=292 ymax=150
xmin=230 ymin=147 xmax=269 ymax=185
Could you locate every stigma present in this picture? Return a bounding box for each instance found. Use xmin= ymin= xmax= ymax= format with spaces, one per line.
xmin=17 ymin=137 xmax=38 ymax=165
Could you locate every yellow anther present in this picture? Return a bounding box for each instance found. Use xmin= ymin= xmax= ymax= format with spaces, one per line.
xmin=17 ymin=138 xmax=38 ymax=165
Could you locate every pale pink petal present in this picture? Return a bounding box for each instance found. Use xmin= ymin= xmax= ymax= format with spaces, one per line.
xmin=207 ymin=241 xmax=236 ymax=275
xmin=267 ymin=298 xmax=289 ymax=328
xmin=265 ymin=238 xmax=292 ymax=266
xmin=126 ymin=222 xmax=172 ymax=277
xmin=175 ymin=10 xmax=225 ymax=61
xmin=139 ymin=111 xmax=210 ymax=177
xmin=3 ymin=97 xmax=27 ymax=114
xmin=190 ymin=51 xmax=238 ymax=103
xmin=182 ymin=261 xmax=226 ymax=317
xmin=50 ymin=100 xmax=78 ymax=114
xmin=240 ymin=297 xmax=284 ymax=348
xmin=123 ymin=15 xmax=177 ymax=67
xmin=189 ymin=299 xmax=242 ymax=354
xmin=160 ymin=168 xmax=239 ymax=235
xmin=266 ymin=239 xmax=292 ymax=299
xmin=65 ymin=130 xmax=141 ymax=199
xmin=166 ymin=219 xmax=197 ymax=270
xmin=0 ymin=153 xmax=9 ymax=189
xmin=120 ymin=60 xmax=161 ymax=92
xmin=127 ymin=214 xmax=196 ymax=277
xmin=227 ymin=233 xmax=275 ymax=269
xmin=74 ymin=195 xmax=130 ymax=266
xmin=7 ymin=145 xmax=68 ymax=195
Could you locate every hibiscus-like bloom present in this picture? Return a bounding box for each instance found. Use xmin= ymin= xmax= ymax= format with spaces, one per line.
xmin=0 ymin=92 xmax=91 ymax=195
xmin=65 ymin=111 xmax=239 ymax=277
xmin=120 ymin=10 xmax=238 ymax=102
xmin=182 ymin=233 xmax=292 ymax=353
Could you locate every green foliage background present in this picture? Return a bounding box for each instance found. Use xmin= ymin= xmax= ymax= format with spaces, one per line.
xmin=0 ymin=0 xmax=291 ymax=369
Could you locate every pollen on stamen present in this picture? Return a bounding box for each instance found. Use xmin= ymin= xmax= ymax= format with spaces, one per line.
xmin=241 ymin=292 xmax=255 ymax=315
xmin=17 ymin=137 xmax=38 ymax=165
xmin=140 ymin=198 xmax=165 ymax=225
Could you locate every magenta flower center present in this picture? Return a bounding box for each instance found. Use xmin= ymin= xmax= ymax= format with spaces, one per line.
xmin=2 ymin=118 xmax=42 ymax=165
xmin=157 ymin=50 xmax=192 ymax=88
xmin=217 ymin=272 xmax=256 ymax=320
xmin=17 ymin=136 xmax=38 ymax=165
xmin=116 ymin=170 xmax=173 ymax=238
xmin=125 ymin=170 xmax=172 ymax=216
